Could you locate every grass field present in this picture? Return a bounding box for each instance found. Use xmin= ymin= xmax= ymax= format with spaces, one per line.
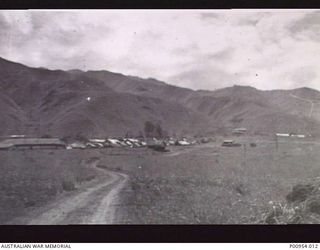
xmin=1 ymin=136 xmax=320 ymax=224
xmin=96 ymin=137 xmax=320 ymax=224
xmin=0 ymin=149 xmax=100 ymax=224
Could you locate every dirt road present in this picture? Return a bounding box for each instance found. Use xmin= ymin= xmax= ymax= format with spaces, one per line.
xmin=10 ymin=160 xmax=128 ymax=225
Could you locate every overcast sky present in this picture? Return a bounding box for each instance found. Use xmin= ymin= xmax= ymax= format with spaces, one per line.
xmin=0 ymin=10 xmax=319 ymax=91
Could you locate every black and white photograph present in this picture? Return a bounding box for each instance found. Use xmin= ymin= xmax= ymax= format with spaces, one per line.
xmin=0 ymin=9 xmax=320 ymax=225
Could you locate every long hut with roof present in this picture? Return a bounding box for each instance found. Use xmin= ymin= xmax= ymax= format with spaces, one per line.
xmin=0 ymin=138 xmax=66 ymax=150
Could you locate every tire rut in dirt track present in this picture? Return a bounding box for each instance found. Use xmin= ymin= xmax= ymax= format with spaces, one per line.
xmin=23 ymin=160 xmax=128 ymax=225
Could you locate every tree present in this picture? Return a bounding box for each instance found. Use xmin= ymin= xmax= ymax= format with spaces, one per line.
xmin=74 ymin=132 xmax=88 ymax=143
xmin=125 ymin=131 xmax=132 ymax=138
xmin=155 ymin=123 xmax=163 ymax=139
xmin=144 ymin=121 xmax=155 ymax=138
xmin=136 ymin=130 xmax=145 ymax=139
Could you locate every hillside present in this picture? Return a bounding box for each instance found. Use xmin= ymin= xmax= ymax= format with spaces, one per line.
xmin=83 ymin=70 xmax=320 ymax=135
xmin=84 ymin=70 xmax=194 ymax=103
xmin=0 ymin=56 xmax=320 ymax=137
xmin=183 ymin=86 xmax=320 ymax=135
xmin=0 ymin=57 xmax=209 ymax=137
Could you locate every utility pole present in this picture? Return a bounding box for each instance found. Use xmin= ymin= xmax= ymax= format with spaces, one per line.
xmin=242 ymin=143 xmax=247 ymax=166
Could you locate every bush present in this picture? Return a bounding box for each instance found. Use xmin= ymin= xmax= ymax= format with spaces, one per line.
xmin=306 ymin=197 xmax=320 ymax=215
xmin=286 ymin=184 xmax=314 ymax=203
xmin=200 ymin=138 xmax=210 ymax=144
xmin=86 ymin=157 xmax=100 ymax=164
xmin=61 ymin=180 xmax=76 ymax=192
xmin=148 ymin=144 xmax=169 ymax=152
xmin=24 ymin=200 xmax=36 ymax=208
xmin=258 ymin=181 xmax=320 ymax=224
xmin=61 ymin=133 xmax=89 ymax=144
xmin=259 ymin=202 xmax=297 ymax=224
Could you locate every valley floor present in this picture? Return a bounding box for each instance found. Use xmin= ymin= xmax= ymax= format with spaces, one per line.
xmin=108 ymin=138 xmax=320 ymax=224
xmin=2 ymin=136 xmax=320 ymax=224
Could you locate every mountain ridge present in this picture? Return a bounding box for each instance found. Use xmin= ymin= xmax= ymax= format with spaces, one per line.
xmin=0 ymin=56 xmax=320 ymax=137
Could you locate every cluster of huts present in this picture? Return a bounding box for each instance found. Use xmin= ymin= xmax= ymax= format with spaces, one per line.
xmin=0 ymin=136 xmax=198 ymax=151
xmin=275 ymin=133 xmax=307 ymax=138
xmin=69 ymin=138 xmax=147 ymax=149
xmin=69 ymin=137 xmax=198 ymax=150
